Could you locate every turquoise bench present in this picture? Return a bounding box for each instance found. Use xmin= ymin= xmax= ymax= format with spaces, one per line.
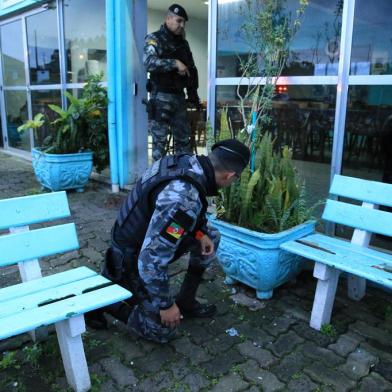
xmin=280 ymin=175 xmax=392 ymax=330
xmin=0 ymin=192 xmax=131 ymax=392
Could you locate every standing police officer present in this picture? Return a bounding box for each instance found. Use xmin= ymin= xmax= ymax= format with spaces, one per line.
xmin=87 ymin=140 xmax=250 ymax=343
xmin=144 ymin=4 xmax=200 ymax=161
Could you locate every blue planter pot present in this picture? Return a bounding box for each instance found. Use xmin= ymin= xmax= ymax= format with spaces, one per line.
xmin=209 ymin=217 xmax=316 ymax=299
xmin=32 ymin=148 xmax=93 ymax=192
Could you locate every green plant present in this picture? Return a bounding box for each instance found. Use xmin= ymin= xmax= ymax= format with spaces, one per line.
xmin=215 ymin=0 xmax=314 ymax=234
xmin=320 ymin=323 xmax=337 ymax=338
xmin=18 ymin=74 xmax=109 ymax=173
xmin=0 ymin=351 xmax=20 ymax=370
xmin=22 ymin=344 xmax=43 ymax=368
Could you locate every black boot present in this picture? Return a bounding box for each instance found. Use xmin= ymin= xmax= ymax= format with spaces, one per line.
xmin=176 ymin=265 xmax=217 ymax=318
xmin=85 ymin=308 xmax=108 ymax=330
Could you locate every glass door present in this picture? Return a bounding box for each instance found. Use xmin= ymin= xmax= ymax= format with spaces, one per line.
xmin=0 ymin=19 xmax=30 ymax=151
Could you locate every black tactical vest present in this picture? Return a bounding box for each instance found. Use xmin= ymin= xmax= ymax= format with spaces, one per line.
xmin=149 ymin=26 xmax=195 ymax=93
xmin=113 ymin=155 xmax=209 ymax=250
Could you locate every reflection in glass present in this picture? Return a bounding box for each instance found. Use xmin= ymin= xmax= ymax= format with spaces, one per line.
xmin=4 ymin=91 xmax=29 ymax=150
xmin=31 ymin=90 xmax=61 ymax=146
xmin=26 ymin=8 xmax=60 ymax=85
xmin=1 ymin=20 xmax=26 ymax=86
xmin=341 ymin=86 xmax=392 ymax=249
xmin=216 ymin=84 xmax=336 ymax=216
xmin=216 ymin=0 xmax=342 ymax=77
xmin=351 ymin=0 xmax=392 ymax=75
xmin=64 ymin=0 xmax=107 ymax=83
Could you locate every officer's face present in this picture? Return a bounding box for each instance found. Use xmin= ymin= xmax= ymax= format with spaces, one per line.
xmin=215 ymin=171 xmax=238 ymax=188
xmin=166 ymin=15 xmax=186 ymax=35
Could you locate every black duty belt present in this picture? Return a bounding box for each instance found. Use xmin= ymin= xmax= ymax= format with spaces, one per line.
xmin=153 ymin=87 xmax=184 ymax=95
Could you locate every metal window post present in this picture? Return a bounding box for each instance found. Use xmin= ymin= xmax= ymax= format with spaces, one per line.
xmin=330 ymin=0 xmax=356 ymax=182
xmin=207 ymin=0 xmax=217 ymax=133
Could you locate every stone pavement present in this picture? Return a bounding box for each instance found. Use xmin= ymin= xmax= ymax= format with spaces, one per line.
xmin=0 ymin=151 xmax=392 ymax=392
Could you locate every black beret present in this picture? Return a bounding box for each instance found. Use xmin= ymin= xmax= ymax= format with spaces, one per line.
xmin=168 ymin=4 xmax=188 ymax=21
xmin=211 ymin=139 xmax=250 ymax=173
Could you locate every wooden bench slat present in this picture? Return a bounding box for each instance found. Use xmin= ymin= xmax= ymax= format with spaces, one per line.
xmin=0 ymin=192 xmax=70 ymax=230
xmin=305 ymin=233 xmax=392 ymax=263
xmin=0 ymin=223 xmax=79 ymax=267
xmin=330 ymin=175 xmax=392 ymax=207
xmin=0 ymin=275 xmax=110 ymax=319
xmin=281 ymin=237 xmax=392 ymax=289
xmin=0 ymin=285 xmax=132 ymax=340
xmin=322 ymin=200 xmax=392 ymax=237
xmin=0 ymin=266 xmax=96 ymax=302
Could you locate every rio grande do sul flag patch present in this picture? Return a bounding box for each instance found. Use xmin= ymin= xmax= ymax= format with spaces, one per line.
xmin=166 ymin=222 xmax=185 ymax=239
xmin=160 ymin=220 xmax=185 ymax=244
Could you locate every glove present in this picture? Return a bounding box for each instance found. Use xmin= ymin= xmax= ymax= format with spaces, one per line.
xmin=187 ymin=91 xmax=201 ymax=111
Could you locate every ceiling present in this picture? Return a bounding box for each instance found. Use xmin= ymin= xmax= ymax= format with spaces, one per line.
xmin=148 ymin=0 xmax=208 ymax=21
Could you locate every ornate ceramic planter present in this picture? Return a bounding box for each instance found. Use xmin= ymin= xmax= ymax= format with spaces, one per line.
xmin=209 ymin=217 xmax=315 ymax=299
xmin=32 ymin=148 xmax=93 ymax=192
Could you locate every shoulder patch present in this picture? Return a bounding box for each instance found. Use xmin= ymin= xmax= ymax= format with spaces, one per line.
xmin=147 ymin=39 xmax=157 ymax=46
xmin=160 ymin=220 xmax=185 ymax=244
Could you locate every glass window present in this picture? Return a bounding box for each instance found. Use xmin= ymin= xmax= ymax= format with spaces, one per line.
xmin=351 ymin=0 xmax=392 ymax=75
xmin=216 ymin=0 xmax=342 ymax=78
xmin=1 ymin=20 xmax=25 ymax=86
xmin=216 ymin=84 xmax=337 ymax=217
xmin=4 ymin=90 xmax=29 ymax=150
xmin=31 ymin=90 xmax=61 ymax=146
xmin=26 ymin=8 xmax=61 ymax=85
xmin=340 ymin=85 xmax=392 ymax=250
xmin=64 ymin=0 xmax=107 ymax=83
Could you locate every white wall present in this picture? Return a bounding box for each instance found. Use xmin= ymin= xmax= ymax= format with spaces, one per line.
xmin=147 ymin=9 xmax=208 ymax=102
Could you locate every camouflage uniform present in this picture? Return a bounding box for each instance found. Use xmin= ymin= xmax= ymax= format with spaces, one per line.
xmin=144 ymin=24 xmax=200 ymax=161
xmin=106 ymin=155 xmax=219 ymax=343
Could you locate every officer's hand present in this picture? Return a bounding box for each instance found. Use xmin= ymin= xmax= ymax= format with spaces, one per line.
xmin=160 ymin=303 xmax=182 ymax=328
xmin=175 ymin=60 xmax=190 ymax=77
xmin=200 ymin=234 xmax=214 ymax=256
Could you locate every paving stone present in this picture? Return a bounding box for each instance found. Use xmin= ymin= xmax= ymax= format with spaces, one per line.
xmin=263 ymin=315 xmax=296 ymax=337
xmin=210 ymin=373 xmax=248 ymax=392
xmin=134 ymin=346 xmax=178 ymax=374
xmin=201 ymin=348 xmax=245 ymax=377
xmin=205 ymin=333 xmax=242 ymax=355
xmin=172 ymin=337 xmax=211 ymax=365
xmin=237 ymin=341 xmax=278 ymax=368
xmin=137 ymin=371 xmax=173 ymax=392
xmin=272 ymin=350 xmax=311 ymax=382
xmin=269 ymin=331 xmax=304 ymax=357
xmin=301 ymin=342 xmax=345 ymax=367
xmin=358 ymin=372 xmax=392 ymax=392
xmin=182 ymin=322 xmax=214 ymax=345
xmin=110 ymin=334 xmax=145 ymax=364
xmin=238 ymin=360 xmax=285 ymax=392
xmin=168 ymin=357 xmax=191 ymax=380
xmin=349 ymin=321 xmax=391 ymax=347
xmin=180 ymin=372 xmax=210 ymax=392
xmin=328 ymin=332 xmax=363 ymax=357
xmin=99 ymin=357 xmax=138 ymax=388
xmin=292 ymin=322 xmax=335 ymax=347
xmin=286 ymin=373 xmax=319 ymax=392
xmin=304 ymin=362 xmax=356 ymax=391
xmin=374 ymin=358 xmax=392 ymax=382
xmin=235 ymin=323 xmax=273 ymax=346
xmin=99 ymin=380 xmax=118 ymax=392
xmin=340 ymin=347 xmax=378 ymax=380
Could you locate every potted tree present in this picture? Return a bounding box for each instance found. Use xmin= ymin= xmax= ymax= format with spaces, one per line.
xmin=210 ymin=0 xmax=314 ymax=299
xmin=18 ymin=74 xmax=109 ymax=192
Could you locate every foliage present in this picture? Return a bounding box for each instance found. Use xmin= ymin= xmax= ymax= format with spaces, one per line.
xmin=320 ymin=323 xmax=337 ymax=338
xmin=22 ymin=344 xmax=42 ymax=369
xmin=216 ymin=133 xmax=317 ymax=233
xmin=215 ymin=0 xmax=315 ymax=233
xmin=0 ymin=351 xmax=19 ymax=370
xmin=18 ymin=74 xmax=109 ymax=173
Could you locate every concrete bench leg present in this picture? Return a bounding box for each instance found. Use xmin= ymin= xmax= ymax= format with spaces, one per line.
xmin=55 ymin=315 xmax=91 ymax=392
xmin=310 ymin=263 xmax=340 ymax=330
xmin=348 ymin=275 xmax=366 ymax=301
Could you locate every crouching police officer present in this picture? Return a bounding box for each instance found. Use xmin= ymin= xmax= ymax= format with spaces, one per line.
xmin=86 ymin=139 xmax=250 ymax=343
xmin=144 ymin=4 xmax=201 ymax=161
